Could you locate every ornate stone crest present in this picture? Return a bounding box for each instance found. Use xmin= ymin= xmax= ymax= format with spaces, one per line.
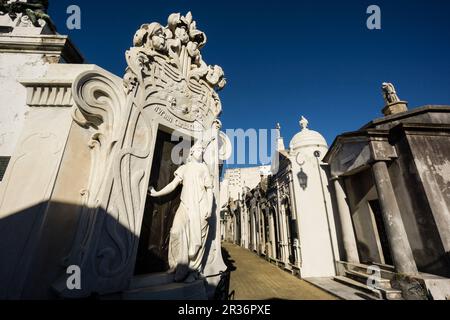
xmin=124 ymin=11 xmax=226 ymax=127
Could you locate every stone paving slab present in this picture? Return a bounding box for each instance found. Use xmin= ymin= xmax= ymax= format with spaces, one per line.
xmin=222 ymin=242 xmax=338 ymax=300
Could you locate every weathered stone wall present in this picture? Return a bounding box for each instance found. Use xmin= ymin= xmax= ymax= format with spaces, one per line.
xmin=387 ymin=132 xmax=448 ymax=277
xmin=401 ymin=132 xmax=450 ymax=277
xmin=0 ymin=52 xmax=49 ymax=157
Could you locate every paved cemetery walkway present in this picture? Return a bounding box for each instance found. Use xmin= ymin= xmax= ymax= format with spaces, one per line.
xmin=222 ymin=242 xmax=338 ymax=300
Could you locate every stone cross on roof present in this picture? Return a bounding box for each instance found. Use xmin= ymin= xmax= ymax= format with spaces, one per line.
xmin=300 ymin=116 xmax=309 ymax=131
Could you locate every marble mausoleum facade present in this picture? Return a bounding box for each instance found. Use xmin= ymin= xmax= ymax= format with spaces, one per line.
xmin=222 ymin=86 xmax=450 ymax=300
xmin=0 ymin=1 xmax=449 ymax=301
xmin=222 ymin=119 xmax=340 ymax=279
xmin=0 ymin=5 xmax=229 ymax=300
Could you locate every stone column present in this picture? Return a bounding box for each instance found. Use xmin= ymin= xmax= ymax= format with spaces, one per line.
xmin=276 ymin=203 xmax=285 ymax=262
xmin=278 ymin=203 xmax=285 ymax=262
xmin=252 ymin=206 xmax=259 ymax=253
xmin=248 ymin=205 xmax=252 ymax=250
xmin=371 ymin=161 xmax=418 ymax=274
xmin=259 ymin=205 xmax=266 ymax=255
xmin=285 ymin=208 xmax=292 ymax=264
xmin=251 ymin=207 xmax=257 ymax=252
xmin=245 ymin=205 xmax=250 ymax=249
xmin=332 ymin=177 xmax=360 ymax=263
xmin=257 ymin=205 xmax=263 ymax=254
xmin=269 ymin=212 xmax=276 ymax=259
xmin=293 ymin=239 xmax=301 ymax=268
xmin=280 ymin=203 xmax=290 ymax=264
xmin=240 ymin=202 xmax=247 ymax=248
xmin=288 ymin=173 xmax=298 ymax=220
xmin=234 ymin=219 xmax=237 ymax=243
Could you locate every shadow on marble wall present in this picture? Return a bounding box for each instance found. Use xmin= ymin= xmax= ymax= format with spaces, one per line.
xmin=0 ymin=200 xmax=226 ymax=300
xmin=0 ymin=201 xmax=138 ymax=299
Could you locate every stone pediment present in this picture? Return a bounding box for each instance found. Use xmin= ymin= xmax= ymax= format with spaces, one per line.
xmin=326 ymin=131 xmax=398 ymax=177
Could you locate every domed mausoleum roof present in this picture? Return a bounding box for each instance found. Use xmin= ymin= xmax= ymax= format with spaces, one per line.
xmin=289 ymin=116 xmax=328 ymax=151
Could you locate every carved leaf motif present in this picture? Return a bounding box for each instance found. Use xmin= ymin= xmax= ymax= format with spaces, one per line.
xmin=127 ymin=12 xmax=225 ymax=125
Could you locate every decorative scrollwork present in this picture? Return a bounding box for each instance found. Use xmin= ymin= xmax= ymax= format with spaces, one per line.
xmin=67 ymin=68 xmax=153 ymax=294
xmin=124 ymin=11 xmax=226 ymax=124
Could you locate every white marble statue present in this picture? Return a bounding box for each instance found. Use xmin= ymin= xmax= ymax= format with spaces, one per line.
xmin=382 ymin=82 xmax=400 ymax=105
xmin=149 ymin=143 xmax=213 ymax=283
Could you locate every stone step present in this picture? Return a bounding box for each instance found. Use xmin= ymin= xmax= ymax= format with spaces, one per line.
xmin=380 ymin=288 xmax=403 ymax=300
xmin=304 ymin=277 xmax=373 ymax=300
xmin=334 ymin=276 xmax=403 ymax=300
xmin=129 ymin=272 xmax=175 ymax=290
xmin=339 ymin=261 xmax=396 ymax=280
xmin=344 ymin=269 xmax=392 ymax=290
xmin=334 ymin=276 xmax=383 ymax=300
xmin=371 ymin=262 xmax=396 ymax=272
xmin=123 ymin=279 xmax=207 ymax=300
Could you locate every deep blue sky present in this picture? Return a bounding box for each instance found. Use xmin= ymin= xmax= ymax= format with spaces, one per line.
xmin=49 ymin=0 xmax=450 ymax=166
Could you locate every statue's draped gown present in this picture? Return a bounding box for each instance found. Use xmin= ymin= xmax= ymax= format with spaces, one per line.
xmin=169 ymin=161 xmax=212 ymax=281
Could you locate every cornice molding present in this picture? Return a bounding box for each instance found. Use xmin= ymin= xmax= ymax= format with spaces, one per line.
xmin=0 ymin=34 xmax=84 ymax=63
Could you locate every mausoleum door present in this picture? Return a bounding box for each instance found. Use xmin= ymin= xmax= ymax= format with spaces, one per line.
xmin=134 ymin=129 xmax=184 ymax=275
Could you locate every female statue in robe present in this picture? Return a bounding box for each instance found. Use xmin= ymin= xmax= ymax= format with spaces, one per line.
xmin=149 ymin=143 xmax=213 ymax=282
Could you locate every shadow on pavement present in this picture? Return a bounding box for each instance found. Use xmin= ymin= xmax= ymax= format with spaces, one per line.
xmin=221 ymin=245 xmax=237 ymax=272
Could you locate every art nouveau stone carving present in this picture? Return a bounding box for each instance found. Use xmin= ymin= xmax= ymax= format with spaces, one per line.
xmin=57 ymin=12 xmax=227 ymax=298
xmin=124 ymin=11 xmax=226 ymax=125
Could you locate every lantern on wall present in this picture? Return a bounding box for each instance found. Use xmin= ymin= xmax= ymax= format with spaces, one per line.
xmin=297 ymin=168 xmax=308 ymax=190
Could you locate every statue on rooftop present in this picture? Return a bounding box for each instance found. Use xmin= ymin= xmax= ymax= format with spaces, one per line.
xmin=382 ymin=82 xmax=400 ymax=105
xmin=0 ymin=0 xmax=50 ymax=27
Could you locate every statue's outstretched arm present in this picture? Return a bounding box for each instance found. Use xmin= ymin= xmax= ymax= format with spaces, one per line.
xmin=149 ymin=176 xmax=182 ymax=198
